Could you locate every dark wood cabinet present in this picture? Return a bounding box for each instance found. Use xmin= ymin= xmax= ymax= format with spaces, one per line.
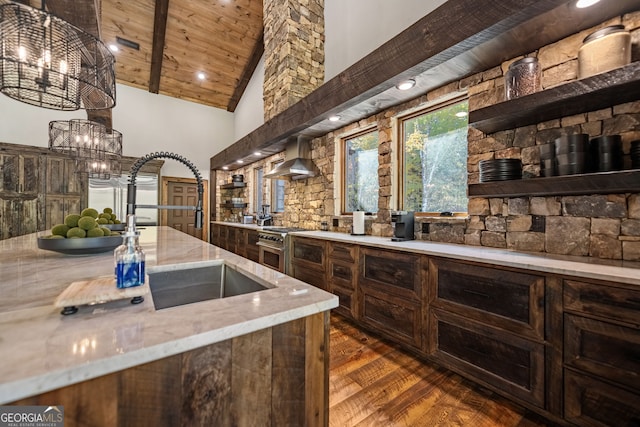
xmin=210 ymin=224 xmax=259 ymax=263
xmin=429 ymin=258 xmax=545 ymax=340
xmin=328 ymin=242 xmax=358 ymax=319
xmin=358 ymin=247 xmax=426 ymax=350
xmin=563 ymin=279 xmax=640 ymax=425
xmin=291 ymin=236 xmax=328 ymax=291
xmin=564 ymin=369 xmax=640 ymax=427
xmin=427 ymin=257 xmax=547 ymax=409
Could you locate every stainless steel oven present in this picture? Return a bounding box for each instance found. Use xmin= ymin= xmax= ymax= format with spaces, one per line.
xmin=257 ymin=227 xmax=306 ymax=274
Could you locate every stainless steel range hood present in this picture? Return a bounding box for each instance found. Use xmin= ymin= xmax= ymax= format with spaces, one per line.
xmin=264 ymin=135 xmax=318 ymax=180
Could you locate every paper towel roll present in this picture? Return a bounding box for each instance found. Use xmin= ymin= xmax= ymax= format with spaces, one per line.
xmin=353 ymin=211 xmax=365 ymax=235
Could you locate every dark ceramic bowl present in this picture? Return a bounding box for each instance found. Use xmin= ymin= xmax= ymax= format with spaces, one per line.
xmin=590 ymin=135 xmax=622 ymax=153
xmin=555 ymin=134 xmax=589 ymax=154
xmin=538 ymin=144 xmax=555 ymax=159
xmin=37 ymin=235 xmax=123 ymax=255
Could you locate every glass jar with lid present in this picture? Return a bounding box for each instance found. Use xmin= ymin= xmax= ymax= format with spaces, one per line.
xmin=504 ymin=57 xmax=541 ymax=100
xmin=578 ymin=25 xmax=631 ymax=79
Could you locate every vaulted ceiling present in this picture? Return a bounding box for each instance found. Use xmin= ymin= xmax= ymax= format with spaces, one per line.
xmin=44 ymin=0 xmax=264 ymax=112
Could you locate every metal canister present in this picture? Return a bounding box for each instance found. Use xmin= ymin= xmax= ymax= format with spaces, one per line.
xmin=578 ymin=25 xmax=631 ymax=79
xmin=504 ymin=57 xmax=541 ymax=100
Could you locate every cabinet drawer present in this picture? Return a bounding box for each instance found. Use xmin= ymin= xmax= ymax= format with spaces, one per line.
xmin=329 ymin=259 xmax=356 ymax=289
xmin=430 ymin=258 xmax=544 ymax=340
xmin=360 ymin=287 xmax=422 ymax=349
xmin=565 ymin=369 xmax=640 ymax=427
xmin=292 ymin=262 xmax=328 ymax=291
xmin=291 ymin=237 xmax=326 ymax=269
xmin=429 ymin=308 xmax=545 ymax=408
xmin=328 ymin=242 xmax=357 ymax=262
xmin=564 ymin=279 xmax=640 ymax=326
xmin=565 ymin=314 xmax=640 ymax=391
xmin=359 ymin=247 xmax=423 ymax=300
xmin=332 ymin=285 xmax=356 ymax=320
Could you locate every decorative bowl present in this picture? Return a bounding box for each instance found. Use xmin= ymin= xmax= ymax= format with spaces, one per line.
xmin=37 ymin=235 xmax=123 ymax=255
xmin=103 ymin=223 xmax=125 ymax=231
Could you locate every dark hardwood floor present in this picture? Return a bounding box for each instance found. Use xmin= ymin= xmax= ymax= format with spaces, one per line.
xmin=329 ymin=314 xmax=558 ymax=427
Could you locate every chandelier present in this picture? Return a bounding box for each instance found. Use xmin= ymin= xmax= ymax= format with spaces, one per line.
xmin=0 ymin=0 xmax=115 ymax=110
xmin=49 ymin=119 xmax=122 ymax=179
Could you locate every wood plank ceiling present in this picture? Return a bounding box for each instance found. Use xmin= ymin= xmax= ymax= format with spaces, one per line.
xmin=44 ymin=0 xmax=264 ymax=112
xmin=100 ymin=0 xmax=264 ymax=111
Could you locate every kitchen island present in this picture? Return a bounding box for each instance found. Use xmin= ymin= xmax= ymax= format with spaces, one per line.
xmin=0 ymin=226 xmax=338 ymax=426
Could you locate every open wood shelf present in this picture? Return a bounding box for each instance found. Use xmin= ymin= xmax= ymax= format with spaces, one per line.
xmin=469 ymin=62 xmax=640 ymax=135
xmin=220 ymin=182 xmax=246 ymax=189
xmin=468 ymin=169 xmax=640 ymax=198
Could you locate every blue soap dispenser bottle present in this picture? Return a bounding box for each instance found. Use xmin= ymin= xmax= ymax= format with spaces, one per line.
xmin=114 ymin=214 xmax=145 ymax=288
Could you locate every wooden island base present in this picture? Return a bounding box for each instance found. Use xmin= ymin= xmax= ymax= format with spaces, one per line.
xmin=11 ymin=312 xmax=330 ymax=427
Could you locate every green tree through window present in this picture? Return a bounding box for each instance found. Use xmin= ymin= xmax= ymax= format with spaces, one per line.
xmin=403 ymin=99 xmax=468 ymax=213
xmin=344 ymin=130 xmax=379 ymax=213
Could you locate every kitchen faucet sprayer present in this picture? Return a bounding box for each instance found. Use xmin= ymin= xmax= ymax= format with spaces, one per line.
xmin=126 ymin=152 xmax=204 ymax=238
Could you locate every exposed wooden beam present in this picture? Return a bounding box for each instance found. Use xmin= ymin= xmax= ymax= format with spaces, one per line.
xmin=149 ymin=0 xmax=170 ymax=94
xmin=227 ymin=29 xmax=264 ymax=112
xmin=210 ymin=0 xmax=639 ymax=170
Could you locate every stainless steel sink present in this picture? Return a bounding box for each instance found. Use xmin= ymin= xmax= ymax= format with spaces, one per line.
xmin=148 ymin=263 xmax=268 ymax=310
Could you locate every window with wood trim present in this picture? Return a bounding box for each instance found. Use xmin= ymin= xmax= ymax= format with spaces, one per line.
xmin=342 ymin=129 xmax=379 ymax=214
xmin=271 ymin=160 xmax=285 ymax=213
xmin=400 ymin=97 xmax=469 ymax=215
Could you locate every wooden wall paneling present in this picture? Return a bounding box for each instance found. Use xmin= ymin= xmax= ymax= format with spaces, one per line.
xmin=231 ymin=328 xmax=273 ymax=427
xmin=11 ymin=371 xmax=119 ymax=427
xmin=272 ymin=317 xmax=306 ymax=427
xmin=119 ymin=354 xmax=183 ymax=426
xmin=181 ymin=340 xmax=233 ymax=426
xmin=544 ymin=276 xmax=563 ymax=417
xmin=305 ymin=312 xmax=330 ymax=427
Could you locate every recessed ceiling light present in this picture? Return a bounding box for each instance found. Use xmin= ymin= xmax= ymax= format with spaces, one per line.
xmin=236 ymin=159 xmax=244 ymax=164
xmin=576 ymin=0 xmax=600 ymax=8
xmin=197 ymin=72 xmax=206 ymax=80
xmin=109 ymin=44 xmax=119 ymax=52
xmin=254 ymin=151 xmax=261 ymax=156
xmin=396 ymin=79 xmax=416 ymax=91
xmin=329 ymin=115 xmax=341 ymax=122
xmin=455 ymin=111 xmax=468 ymax=118
xmin=222 ymin=166 xmax=229 ymax=170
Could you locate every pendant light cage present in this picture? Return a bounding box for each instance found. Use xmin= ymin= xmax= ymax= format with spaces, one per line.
xmin=0 ymin=1 xmax=116 ymax=111
xmin=49 ymin=119 xmax=122 ymax=180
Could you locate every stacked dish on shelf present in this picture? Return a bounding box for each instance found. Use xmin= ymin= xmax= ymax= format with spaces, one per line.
xmin=555 ymin=134 xmax=589 ymax=176
xmin=590 ymin=135 xmax=624 ymax=172
xmin=479 ymin=159 xmax=522 ymax=182
xmin=632 ymin=140 xmax=640 ymax=169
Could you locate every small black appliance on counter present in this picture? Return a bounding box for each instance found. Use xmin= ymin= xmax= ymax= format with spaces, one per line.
xmin=391 ymin=211 xmax=415 ymax=241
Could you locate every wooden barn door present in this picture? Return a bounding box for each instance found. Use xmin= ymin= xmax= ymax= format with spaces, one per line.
xmin=161 ymin=176 xmax=209 ymax=241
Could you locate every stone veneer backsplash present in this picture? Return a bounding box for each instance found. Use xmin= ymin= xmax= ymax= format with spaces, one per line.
xmin=219 ymin=12 xmax=640 ymax=261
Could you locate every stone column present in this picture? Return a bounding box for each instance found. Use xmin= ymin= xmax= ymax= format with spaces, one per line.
xmin=263 ymin=0 xmax=325 ymax=121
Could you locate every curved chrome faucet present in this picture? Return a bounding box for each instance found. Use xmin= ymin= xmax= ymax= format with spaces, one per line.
xmin=126 ymin=152 xmax=204 ymax=237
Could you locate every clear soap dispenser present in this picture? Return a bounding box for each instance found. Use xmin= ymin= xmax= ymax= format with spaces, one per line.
xmin=114 ymin=214 xmax=145 ymax=288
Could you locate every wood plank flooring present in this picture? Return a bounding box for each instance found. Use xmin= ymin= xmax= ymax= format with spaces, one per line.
xmin=329 ymin=315 xmax=559 ymax=427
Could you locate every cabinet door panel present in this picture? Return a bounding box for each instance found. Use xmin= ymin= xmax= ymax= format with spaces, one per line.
xmin=291 ymin=237 xmax=325 ymax=269
xmin=0 ymin=198 xmax=39 ymax=239
xmin=245 ymin=230 xmax=259 ymax=262
xmin=332 ymin=285 xmax=356 ymax=319
xmin=328 ymin=242 xmax=357 ymax=262
xmin=564 ymin=314 xmax=640 ymax=392
xmin=359 ymin=247 xmax=421 ymax=299
xmin=329 ymin=259 xmax=355 ymax=290
xmin=564 ymin=279 xmax=640 ymax=326
xmin=429 ymin=308 xmax=544 ymax=408
xmin=292 ymin=262 xmax=328 ymax=291
xmin=430 ymin=258 xmax=544 ymax=340
xmin=565 ymin=370 xmax=640 ymax=427
xmin=360 ymin=288 xmax=421 ymax=349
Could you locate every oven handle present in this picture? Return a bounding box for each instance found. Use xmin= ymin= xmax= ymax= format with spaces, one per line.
xmin=256 ymin=241 xmax=284 ymax=250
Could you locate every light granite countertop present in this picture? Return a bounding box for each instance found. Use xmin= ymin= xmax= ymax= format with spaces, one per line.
xmin=289 ymin=230 xmax=640 ymax=286
xmin=0 ymin=226 xmax=338 ymax=404
xmin=212 ymin=221 xmax=640 ymax=285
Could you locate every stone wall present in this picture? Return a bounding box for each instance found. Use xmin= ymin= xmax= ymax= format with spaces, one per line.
xmin=263 ymin=0 xmax=325 ymax=121
xmin=226 ymin=12 xmax=640 ymax=261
